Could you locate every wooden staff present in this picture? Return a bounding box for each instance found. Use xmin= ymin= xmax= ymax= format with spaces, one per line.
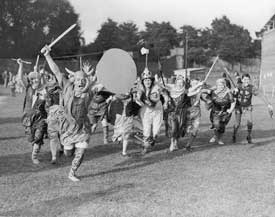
xmin=203 ymin=56 xmax=219 ymax=82
xmin=35 ymin=55 xmax=40 ymax=69
xmin=80 ymin=56 xmax=82 ymax=71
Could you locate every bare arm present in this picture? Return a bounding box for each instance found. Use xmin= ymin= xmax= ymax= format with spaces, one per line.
xmin=41 ymin=45 xmax=65 ymax=87
xmin=227 ymin=101 xmax=236 ymax=114
xmin=16 ymin=59 xmax=27 ymax=88
xmin=187 ymin=87 xmax=202 ymax=97
xmin=226 ymin=92 xmax=236 ymax=114
xmin=188 ymin=81 xmax=204 ymax=93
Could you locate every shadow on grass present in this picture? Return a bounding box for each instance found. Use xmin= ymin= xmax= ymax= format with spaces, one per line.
xmin=0 ymin=135 xmax=25 ymax=140
xmin=0 ymin=117 xmax=21 ymax=124
xmin=0 ymin=183 xmax=136 ymax=217
xmin=80 ymin=128 xmax=275 ymax=180
xmin=249 ymin=138 xmax=275 ymax=149
xmin=0 ymin=92 xmax=10 ymax=96
xmin=0 ymin=141 xmax=141 ymax=177
xmin=0 ymin=128 xmax=274 ymax=177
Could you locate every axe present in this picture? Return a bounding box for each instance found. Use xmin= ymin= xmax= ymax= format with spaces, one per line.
xmin=12 ymin=58 xmax=32 ymax=64
xmin=140 ymin=47 xmax=149 ymax=68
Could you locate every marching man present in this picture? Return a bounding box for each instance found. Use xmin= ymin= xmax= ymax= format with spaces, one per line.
xmin=164 ymin=75 xmax=189 ymax=152
xmin=17 ymin=59 xmax=48 ymax=164
xmin=42 ymin=45 xmax=93 ymax=182
xmin=204 ymin=78 xmax=236 ymax=145
xmin=185 ymin=78 xmax=205 ymax=150
xmin=136 ymin=67 xmax=168 ymax=154
xmin=232 ymin=73 xmax=273 ymax=143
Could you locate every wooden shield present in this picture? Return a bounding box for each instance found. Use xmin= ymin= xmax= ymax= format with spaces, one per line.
xmin=96 ymin=48 xmax=137 ymax=94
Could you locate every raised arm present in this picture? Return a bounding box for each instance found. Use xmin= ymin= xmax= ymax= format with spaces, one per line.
xmin=41 ymin=45 xmax=65 ymax=87
xmin=188 ymin=86 xmax=202 ymax=97
xmin=255 ymin=87 xmax=274 ymax=117
xmin=16 ymin=59 xmax=27 ymax=88
xmin=188 ymin=81 xmax=204 ymax=94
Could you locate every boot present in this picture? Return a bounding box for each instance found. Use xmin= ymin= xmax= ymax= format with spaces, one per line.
xmin=68 ymin=148 xmax=84 ymax=182
xmin=122 ymin=136 xmax=129 ymax=156
xmin=209 ymin=135 xmax=217 ymax=143
xmin=186 ymin=135 xmax=195 ymax=152
xmin=169 ymin=138 xmax=178 ymax=152
xmin=247 ymin=123 xmax=253 ymax=144
xmin=141 ymin=140 xmax=150 ymax=155
xmin=103 ymin=126 xmax=109 ymax=144
xmin=50 ymin=137 xmax=59 ymax=164
xmin=217 ymin=136 xmax=224 ymax=145
xmin=91 ymin=124 xmax=97 ymax=134
xmin=141 ymin=147 xmax=148 ymax=155
xmin=68 ymin=169 xmax=80 ymax=182
xmin=32 ymin=143 xmax=40 ymax=164
xmin=232 ymin=126 xmax=238 ymax=143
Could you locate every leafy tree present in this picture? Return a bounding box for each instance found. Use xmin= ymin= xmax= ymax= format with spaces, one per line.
xmin=84 ymin=19 xmax=140 ymax=60
xmin=179 ymin=25 xmax=200 ymax=48
xmin=178 ymin=25 xmax=213 ymax=66
xmin=93 ymin=18 xmax=120 ymax=51
xmin=0 ymin=0 xmax=81 ymax=58
xmin=118 ymin=21 xmax=140 ymax=51
xmin=247 ymin=39 xmax=261 ymax=58
xmin=140 ymin=21 xmax=178 ymax=59
xmin=209 ymin=16 xmax=252 ymax=64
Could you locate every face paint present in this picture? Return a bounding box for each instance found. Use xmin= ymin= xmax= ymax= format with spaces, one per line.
xmin=74 ymin=71 xmax=87 ymax=92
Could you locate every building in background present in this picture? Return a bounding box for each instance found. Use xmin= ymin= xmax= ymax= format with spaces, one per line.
xmin=257 ymin=14 xmax=275 ymax=93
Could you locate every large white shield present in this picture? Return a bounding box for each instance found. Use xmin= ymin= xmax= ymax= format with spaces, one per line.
xmin=96 ymin=48 xmax=137 ymax=94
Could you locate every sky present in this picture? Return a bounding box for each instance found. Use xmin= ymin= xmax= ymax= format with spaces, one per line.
xmin=69 ymin=0 xmax=275 ymax=44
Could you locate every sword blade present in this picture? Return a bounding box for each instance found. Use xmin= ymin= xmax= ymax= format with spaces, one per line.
xmin=49 ymin=24 xmax=77 ymax=49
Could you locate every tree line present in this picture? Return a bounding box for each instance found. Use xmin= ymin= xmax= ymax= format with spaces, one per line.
xmin=0 ymin=0 xmax=261 ymax=68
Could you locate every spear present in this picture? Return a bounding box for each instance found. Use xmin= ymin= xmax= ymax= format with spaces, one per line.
xmin=223 ymin=67 xmax=236 ymax=88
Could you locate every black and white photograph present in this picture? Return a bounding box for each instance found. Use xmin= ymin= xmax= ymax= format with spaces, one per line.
xmin=1 ymin=0 xmax=275 ymax=216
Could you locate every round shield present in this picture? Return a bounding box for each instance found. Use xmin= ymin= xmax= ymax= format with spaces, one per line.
xmin=96 ymin=48 xmax=137 ymax=94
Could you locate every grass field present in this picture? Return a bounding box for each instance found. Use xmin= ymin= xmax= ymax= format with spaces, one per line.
xmin=1 ymin=86 xmax=275 ymax=217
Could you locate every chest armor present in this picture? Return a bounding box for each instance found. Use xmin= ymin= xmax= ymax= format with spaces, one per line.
xmin=212 ymin=91 xmax=231 ymax=111
xmin=140 ymin=85 xmax=160 ymax=107
xmin=23 ymin=85 xmax=46 ymax=115
xmin=72 ymin=96 xmax=87 ymax=121
xmin=237 ymin=85 xmax=252 ymax=107
xmin=190 ymin=94 xmax=200 ymax=107
xmin=92 ymin=93 xmax=106 ymax=104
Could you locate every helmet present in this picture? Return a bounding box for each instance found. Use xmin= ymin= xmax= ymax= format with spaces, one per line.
xmin=141 ymin=67 xmax=153 ymax=80
xmin=28 ymin=71 xmax=41 ymax=80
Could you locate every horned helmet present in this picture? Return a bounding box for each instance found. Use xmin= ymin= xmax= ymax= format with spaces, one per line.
xmin=65 ymin=61 xmax=95 ymax=93
xmin=28 ymin=66 xmax=42 ymax=90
